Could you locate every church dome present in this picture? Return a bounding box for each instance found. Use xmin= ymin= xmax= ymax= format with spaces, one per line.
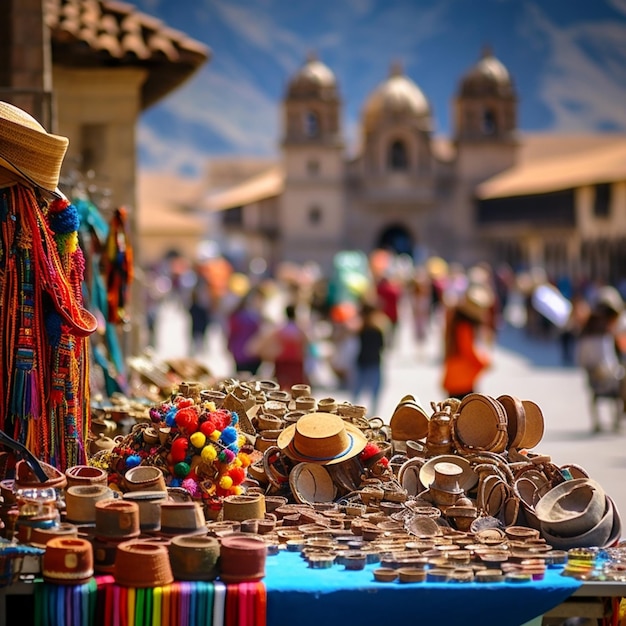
xmin=362 ymin=62 xmax=431 ymax=132
xmin=287 ymin=53 xmax=338 ymax=99
xmin=459 ymin=47 xmax=514 ymax=97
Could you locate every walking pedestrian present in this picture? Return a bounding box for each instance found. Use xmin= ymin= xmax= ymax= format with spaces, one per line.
xmin=351 ymin=301 xmax=389 ymax=415
xmin=188 ymin=284 xmax=212 ymax=357
xmin=226 ymin=288 xmax=264 ymax=378
xmin=577 ymin=286 xmax=626 ymax=432
xmin=441 ymin=283 xmax=494 ymax=400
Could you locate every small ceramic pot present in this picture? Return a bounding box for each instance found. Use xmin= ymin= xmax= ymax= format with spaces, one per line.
xmin=43 ymin=537 xmax=94 ymax=585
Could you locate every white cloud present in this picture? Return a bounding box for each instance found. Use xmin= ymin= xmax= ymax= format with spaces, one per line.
xmin=525 ymin=3 xmax=626 ymax=131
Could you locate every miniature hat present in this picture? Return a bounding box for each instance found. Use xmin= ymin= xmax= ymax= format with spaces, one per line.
xmin=277 ymin=412 xmax=367 ymax=465
xmin=419 ymin=454 xmax=478 ymax=492
xmin=429 ymin=462 xmax=464 ymax=494
xmin=0 ymin=101 xmax=68 ymax=192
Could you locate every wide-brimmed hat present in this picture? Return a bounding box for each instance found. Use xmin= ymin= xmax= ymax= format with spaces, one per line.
xmin=456 ymin=283 xmax=495 ymax=323
xmin=419 ymin=454 xmax=478 ymax=492
xmin=595 ymin=285 xmax=624 ymax=315
xmin=0 ymin=101 xmax=68 ymax=192
xmin=277 ymin=412 xmax=367 ymax=465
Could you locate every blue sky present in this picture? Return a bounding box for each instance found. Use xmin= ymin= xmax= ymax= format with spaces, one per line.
xmin=128 ymin=0 xmax=626 ymax=175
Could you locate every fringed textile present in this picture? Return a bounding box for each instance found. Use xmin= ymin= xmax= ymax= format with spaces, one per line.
xmin=0 ymin=184 xmax=97 ymax=469
xmin=103 ymin=206 xmax=134 ymax=324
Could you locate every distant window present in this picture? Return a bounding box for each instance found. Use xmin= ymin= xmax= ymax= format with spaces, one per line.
xmin=222 ymin=206 xmax=243 ymax=226
xmin=305 ymin=111 xmax=320 ymax=137
xmin=307 ymin=159 xmax=320 ymax=176
xmin=388 ymin=140 xmax=408 ymax=170
xmin=308 ymin=205 xmax=322 ymax=225
xmin=80 ymin=123 xmax=107 ymax=172
xmin=482 ymin=109 xmax=497 ymax=135
xmin=594 ymin=183 xmax=611 ymax=218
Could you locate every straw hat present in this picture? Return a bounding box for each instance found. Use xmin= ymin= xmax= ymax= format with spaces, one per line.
xmin=595 ymin=286 xmax=624 ymax=315
xmin=456 ymin=283 xmax=495 ymax=323
xmin=0 ymin=101 xmax=69 ymax=192
xmin=419 ymin=454 xmax=478 ymax=492
xmin=277 ymin=412 xmax=367 ymax=465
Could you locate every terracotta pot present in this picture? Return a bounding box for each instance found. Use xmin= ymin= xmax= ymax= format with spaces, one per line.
xmin=43 ymin=537 xmax=94 ymax=585
xmin=219 ymin=534 xmax=267 ymax=583
xmin=95 ymin=499 xmax=140 ymax=541
xmin=114 ymin=540 xmax=174 ymax=587
xmin=168 ymin=535 xmax=220 ymax=581
xmin=65 ymin=465 xmax=109 ymax=489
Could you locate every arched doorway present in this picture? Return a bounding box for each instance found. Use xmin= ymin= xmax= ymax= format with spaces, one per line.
xmin=376 ymin=223 xmax=414 ymax=258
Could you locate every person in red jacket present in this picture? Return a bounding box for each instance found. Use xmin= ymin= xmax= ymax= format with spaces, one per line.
xmin=442 ymin=284 xmax=494 ymax=400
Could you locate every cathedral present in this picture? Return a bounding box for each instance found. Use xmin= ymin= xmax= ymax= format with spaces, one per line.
xmin=207 ymin=48 xmax=626 ymax=284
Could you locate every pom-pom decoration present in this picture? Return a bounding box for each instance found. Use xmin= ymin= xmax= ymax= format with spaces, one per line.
xmin=91 ymin=392 xmax=250 ymax=511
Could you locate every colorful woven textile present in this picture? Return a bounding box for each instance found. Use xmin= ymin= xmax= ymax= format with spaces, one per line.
xmin=0 ymin=184 xmax=97 ymax=468
xmin=32 ymin=577 xmax=267 ymax=626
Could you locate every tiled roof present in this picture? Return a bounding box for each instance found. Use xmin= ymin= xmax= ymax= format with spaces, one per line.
xmin=44 ymin=0 xmax=210 ymax=108
xmin=476 ymin=133 xmax=626 ymax=199
xmin=203 ymin=166 xmax=284 ymax=212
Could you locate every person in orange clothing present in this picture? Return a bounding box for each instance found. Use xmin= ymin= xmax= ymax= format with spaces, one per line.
xmin=442 ymin=283 xmax=495 ymax=400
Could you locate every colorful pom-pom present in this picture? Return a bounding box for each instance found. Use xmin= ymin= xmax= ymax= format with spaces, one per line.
xmin=360 ymin=442 xmax=381 ymax=461
xmin=201 ymin=445 xmax=218 ymax=463
xmin=190 ymin=432 xmax=206 ymax=449
xmin=219 ymin=475 xmax=233 ymax=490
xmin=209 ymin=430 xmax=221 ymax=442
xmin=220 ymin=426 xmax=238 ymax=445
xmin=171 ymin=437 xmax=189 ymax=463
xmin=230 ymin=485 xmax=244 ymax=496
xmin=125 ymin=455 xmax=142 ymax=469
xmin=238 ymin=453 xmax=251 ymax=468
xmin=218 ymin=449 xmax=236 ymax=464
xmin=200 ymin=419 xmax=217 ymax=437
xmin=176 ymin=406 xmax=199 ymax=432
xmin=230 ymin=412 xmax=239 ymax=425
xmin=228 ymin=467 xmax=245 ymax=486
xmin=181 ymin=478 xmax=201 ymax=498
xmin=174 ymin=462 xmax=191 ymax=478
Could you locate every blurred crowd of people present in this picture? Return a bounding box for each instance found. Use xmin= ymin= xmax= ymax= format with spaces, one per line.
xmin=139 ymin=248 xmax=626 ymax=420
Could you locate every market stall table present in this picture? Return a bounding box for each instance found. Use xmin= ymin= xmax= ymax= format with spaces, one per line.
xmin=0 ymin=549 xmax=604 ymax=626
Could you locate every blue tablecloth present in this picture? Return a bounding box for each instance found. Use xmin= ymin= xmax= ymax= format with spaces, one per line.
xmin=264 ymin=551 xmax=583 ymax=626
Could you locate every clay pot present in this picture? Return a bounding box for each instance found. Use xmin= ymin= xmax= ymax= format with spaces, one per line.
xmin=168 ymin=535 xmax=220 ymax=581
xmin=43 ymin=537 xmax=94 ymax=585
xmin=114 ymin=540 xmax=174 ymax=587
xmin=95 ymin=499 xmax=140 ymax=541
xmin=219 ymin=534 xmax=267 ymax=583
xmin=65 ymin=465 xmax=109 ymax=488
